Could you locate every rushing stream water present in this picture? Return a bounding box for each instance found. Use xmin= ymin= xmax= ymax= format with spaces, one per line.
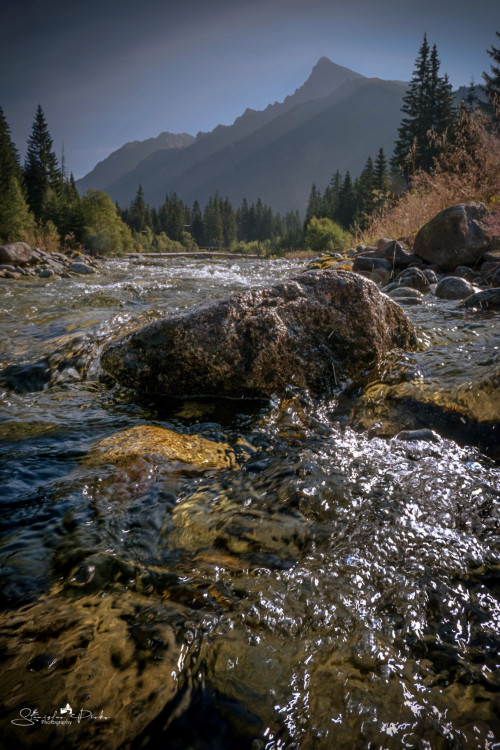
xmin=0 ymin=257 xmax=499 ymax=749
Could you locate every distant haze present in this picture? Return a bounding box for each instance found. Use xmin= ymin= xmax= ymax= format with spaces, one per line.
xmin=76 ymin=58 xmax=407 ymax=214
xmin=1 ymin=0 xmax=497 ymax=178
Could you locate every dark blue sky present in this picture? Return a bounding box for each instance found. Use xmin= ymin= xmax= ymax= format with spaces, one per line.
xmin=1 ymin=0 xmax=498 ymax=178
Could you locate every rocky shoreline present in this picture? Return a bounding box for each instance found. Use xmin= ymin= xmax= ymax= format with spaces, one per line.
xmin=0 ymin=241 xmax=99 ymax=279
xmin=310 ymin=201 xmax=500 ymax=309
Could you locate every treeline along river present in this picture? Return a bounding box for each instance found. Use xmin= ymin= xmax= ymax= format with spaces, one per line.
xmin=0 ymin=257 xmax=499 ymax=748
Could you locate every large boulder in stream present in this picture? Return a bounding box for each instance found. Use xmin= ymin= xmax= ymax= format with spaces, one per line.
xmin=101 ymin=269 xmax=418 ymax=398
xmin=0 ymin=241 xmax=35 ymax=266
xmin=413 ymin=202 xmax=495 ymax=271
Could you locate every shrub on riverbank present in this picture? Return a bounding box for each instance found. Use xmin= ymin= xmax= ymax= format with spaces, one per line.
xmin=306 ymin=216 xmax=351 ymax=254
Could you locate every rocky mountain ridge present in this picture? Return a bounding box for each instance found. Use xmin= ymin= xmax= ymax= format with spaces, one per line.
xmin=77 ymin=58 xmax=407 ymax=213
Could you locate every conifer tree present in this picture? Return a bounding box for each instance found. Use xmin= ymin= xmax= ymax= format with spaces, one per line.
xmin=203 ymin=196 xmax=223 ymax=248
xmin=0 ymin=176 xmax=34 ymax=242
xmin=483 ymin=32 xmax=500 ymax=101
xmin=23 ymin=105 xmax=62 ymax=221
xmin=305 ymin=183 xmax=322 ymax=227
xmin=221 ymin=197 xmax=237 ymax=249
xmin=323 ymin=170 xmax=342 ymax=221
xmin=391 ymin=35 xmax=454 ymax=176
xmin=236 ymin=198 xmax=250 ymax=242
xmin=191 ymin=200 xmax=204 ymax=245
xmin=0 ymin=107 xmax=33 ymax=241
xmin=465 ymin=79 xmax=480 ymax=112
xmin=129 ymin=185 xmax=150 ymax=233
xmin=392 ymin=34 xmax=431 ymax=174
xmin=281 ymin=210 xmax=303 ymax=249
xmin=160 ymin=193 xmax=184 ymax=241
xmin=374 ymin=148 xmax=388 ymax=192
xmin=0 ymin=106 xmax=22 ymax=190
xmin=355 ymin=156 xmax=376 ymax=225
xmin=338 ymin=171 xmax=356 ymax=229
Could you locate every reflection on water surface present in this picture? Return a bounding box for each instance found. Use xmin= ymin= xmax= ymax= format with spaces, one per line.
xmin=0 ymin=258 xmax=499 ymax=748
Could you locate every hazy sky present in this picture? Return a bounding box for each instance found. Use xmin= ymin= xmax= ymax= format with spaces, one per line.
xmin=1 ymin=0 xmax=498 ymax=179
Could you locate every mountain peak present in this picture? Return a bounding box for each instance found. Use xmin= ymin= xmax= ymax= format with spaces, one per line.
xmin=286 ymin=57 xmax=364 ymax=107
xmin=313 ymin=56 xmax=337 ymax=70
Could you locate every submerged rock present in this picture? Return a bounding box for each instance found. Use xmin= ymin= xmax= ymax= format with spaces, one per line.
xmin=89 ymin=425 xmax=235 ymax=470
xmin=395 ymin=428 xmax=441 ymax=442
xmin=0 ymin=359 xmax=52 ymax=392
xmin=387 ymin=286 xmax=424 ymax=299
xmin=0 ymin=590 xmax=186 ymax=750
xmin=69 ymin=261 xmax=96 ymax=275
xmin=354 ymin=369 xmax=500 ymax=456
xmin=101 ymin=270 xmax=418 ymax=398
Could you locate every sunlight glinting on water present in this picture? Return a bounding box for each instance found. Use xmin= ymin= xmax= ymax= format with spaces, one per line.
xmin=0 ymin=257 xmax=499 ymax=748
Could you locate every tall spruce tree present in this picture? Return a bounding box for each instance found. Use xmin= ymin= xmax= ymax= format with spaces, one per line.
xmin=281 ymin=210 xmax=304 ymax=249
xmin=203 ymin=196 xmax=223 ymax=248
xmin=305 ymin=183 xmax=322 ymax=227
xmin=374 ymin=148 xmax=388 ymax=192
xmin=428 ymin=45 xmax=454 ymax=163
xmin=24 ymin=105 xmax=62 ymax=221
xmin=323 ymin=170 xmax=342 ymax=221
xmin=392 ymin=35 xmax=454 ymax=176
xmin=0 ymin=107 xmax=33 ymax=241
xmin=483 ymin=31 xmax=500 ymax=116
xmin=221 ymin=197 xmax=237 ymax=249
xmin=355 ymin=156 xmax=376 ymax=226
xmin=191 ymin=200 xmax=204 ymax=245
xmin=128 ymin=185 xmax=150 ymax=233
xmin=0 ymin=106 xmax=22 ymax=189
xmin=338 ymin=171 xmax=356 ymax=229
xmin=392 ymin=34 xmax=431 ymax=174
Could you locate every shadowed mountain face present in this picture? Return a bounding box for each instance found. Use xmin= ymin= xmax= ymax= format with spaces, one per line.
xmin=77 ymin=58 xmax=406 ymax=213
xmin=76 ymin=131 xmax=195 ymax=194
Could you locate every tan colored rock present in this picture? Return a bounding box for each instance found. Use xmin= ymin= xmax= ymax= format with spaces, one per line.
xmin=89 ymin=424 xmax=235 ymax=470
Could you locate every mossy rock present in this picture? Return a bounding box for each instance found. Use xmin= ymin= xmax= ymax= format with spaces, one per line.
xmin=320 ymin=258 xmax=353 ymax=271
xmin=88 ymin=425 xmax=235 ymax=470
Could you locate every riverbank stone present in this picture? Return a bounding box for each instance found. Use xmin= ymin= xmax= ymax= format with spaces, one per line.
xmin=70 ymin=261 xmax=96 ymax=275
xmin=352 ymin=255 xmax=393 ymax=282
xmin=101 ymin=269 xmax=418 ymax=398
xmin=0 ymin=241 xmax=34 ymax=266
xmin=413 ymin=202 xmax=494 ymax=271
xmin=459 ymin=288 xmax=500 ymax=310
xmin=435 ymin=276 xmax=479 ymax=300
xmin=387 ymin=286 xmax=424 ymax=300
xmin=393 ymin=267 xmax=430 ymax=293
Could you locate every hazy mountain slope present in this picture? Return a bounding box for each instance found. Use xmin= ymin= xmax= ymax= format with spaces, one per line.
xmin=78 ymin=58 xmax=364 ymax=199
xmin=178 ymin=78 xmax=407 ymax=214
xmin=105 ymin=75 xmax=371 ymax=207
xmin=78 ymin=58 xmax=407 ymax=213
xmin=106 ymin=77 xmax=406 ymax=213
xmin=76 ymin=131 xmax=195 ymax=193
